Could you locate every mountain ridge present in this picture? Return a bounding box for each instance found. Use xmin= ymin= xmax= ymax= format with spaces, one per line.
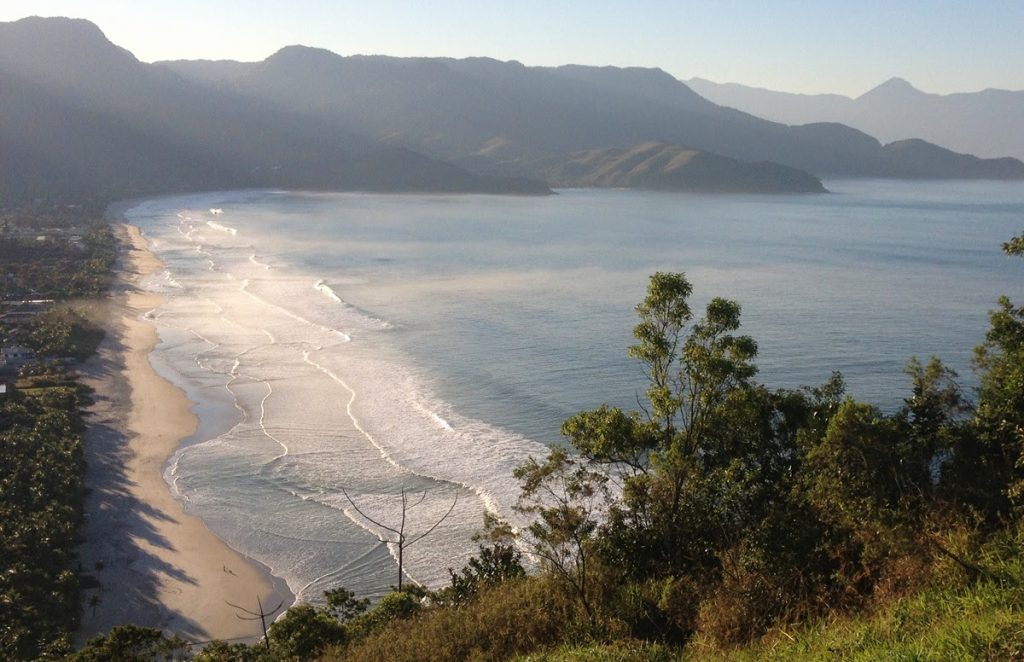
xmin=2 ymin=16 xmax=1021 ymax=206
xmin=688 ymin=76 xmax=1024 ymax=161
xmin=160 ymin=43 xmax=1024 ymax=181
xmin=0 ymin=17 xmax=551 ymax=205
xmin=534 ymin=142 xmax=827 ymax=193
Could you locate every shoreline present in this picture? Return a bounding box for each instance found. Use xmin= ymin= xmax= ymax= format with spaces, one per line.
xmin=75 ymin=218 xmax=292 ymax=646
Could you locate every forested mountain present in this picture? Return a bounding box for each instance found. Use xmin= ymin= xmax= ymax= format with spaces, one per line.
xmin=0 ymin=17 xmax=549 ymax=205
xmin=532 ymin=142 xmax=826 ymax=193
xmin=2 ymin=16 xmax=1023 ymax=206
xmin=688 ymin=76 xmax=1024 ymax=162
xmin=161 ymin=46 xmax=1024 ymax=182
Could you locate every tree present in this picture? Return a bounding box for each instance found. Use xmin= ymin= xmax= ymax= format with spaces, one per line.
xmin=226 ymin=595 xmax=283 ymax=654
xmin=929 ymin=233 xmax=1024 ymax=519
xmin=558 ymin=273 xmax=762 ymax=576
xmin=340 ymin=486 xmax=458 ymax=590
xmin=521 ymin=273 xmax=872 ymax=640
xmin=266 ymin=604 xmax=347 ymax=659
xmin=803 ymin=401 xmax=908 ymax=560
xmin=443 ymin=541 xmax=525 ymax=607
xmin=513 ymin=446 xmax=609 ymax=626
xmin=1004 ymin=233 xmax=1024 ymax=256
xmin=957 ymin=232 xmax=1024 ymax=516
xmin=324 ymin=587 xmax=370 ymax=621
xmin=902 ymin=357 xmax=968 ymax=500
xmin=68 ymin=625 xmax=188 ymax=662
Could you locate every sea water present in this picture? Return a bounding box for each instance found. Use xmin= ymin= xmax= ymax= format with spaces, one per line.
xmin=126 ymin=181 xmax=1024 ymax=605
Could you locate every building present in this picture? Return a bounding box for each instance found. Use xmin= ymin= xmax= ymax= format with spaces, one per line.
xmin=0 ymin=344 xmax=34 ymax=368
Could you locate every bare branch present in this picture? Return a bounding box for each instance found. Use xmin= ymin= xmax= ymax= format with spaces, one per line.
xmin=340 ymin=485 xmax=402 ymax=538
xmin=225 ymin=600 xmax=260 ymax=617
xmin=407 ymin=490 xmax=428 ymax=510
xmin=341 ymin=484 xmax=460 ymax=589
xmin=406 ymin=492 xmax=459 ymax=548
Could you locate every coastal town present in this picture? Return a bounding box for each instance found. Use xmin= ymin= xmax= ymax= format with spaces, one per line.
xmin=1 ymin=216 xmax=110 ymax=382
xmin=0 ymin=204 xmax=115 ymax=656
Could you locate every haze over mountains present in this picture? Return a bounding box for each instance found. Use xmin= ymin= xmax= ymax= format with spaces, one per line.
xmin=2 ymin=17 xmax=1022 ymax=206
xmin=162 ymin=46 xmax=1024 ymax=183
xmin=533 ymin=142 xmax=826 ymax=193
xmin=688 ymin=77 xmax=1024 ymax=162
xmin=0 ymin=17 xmax=548 ymax=205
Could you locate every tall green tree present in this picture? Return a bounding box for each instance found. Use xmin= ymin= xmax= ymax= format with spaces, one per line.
xmin=513 ymin=446 xmax=609 ymax=627
xmin=955 ymin=233 xmax=1024 ymax=516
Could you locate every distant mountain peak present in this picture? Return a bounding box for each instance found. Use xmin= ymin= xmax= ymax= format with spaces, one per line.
xmin=6 ymin=16 xmax=127 ymax=53
xmin=0 ymin=15 xmax=138 ymax=69
xmin=861 ymin=77 xmax=920 ymax=98
xmin=267 ymin=44 xmax=341 ymax=63
xmin=13 ymin=15 xmax=104 ymax=35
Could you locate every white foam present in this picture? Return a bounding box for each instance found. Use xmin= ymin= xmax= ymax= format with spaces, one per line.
xmin=136 ymin=196 xmax=549 ymax=600
xmin=142 ymin=270 xmax=183 ymax=293
xmin=250 ymin=254 xmax=272 ymax=270
xmin=414 ymin=401 xmax=454 ymax=431
xmin=240 ymin=278 xmax=351 ymax=343
xmin=207 ymin=220 xmax=237 ymax=235
xmin=312 ymin=279 xmax=394 ymax=330
xmin=314 ymin=279 xmax=344 ymax=304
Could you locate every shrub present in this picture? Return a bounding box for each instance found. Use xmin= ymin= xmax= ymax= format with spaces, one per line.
xmin=267 ymin=604 xmax=347 ymax=660
xmin=68 ymin=625 xmax=188 ymax=661
xmin=334 ymin=576 xmax=565 ymax=662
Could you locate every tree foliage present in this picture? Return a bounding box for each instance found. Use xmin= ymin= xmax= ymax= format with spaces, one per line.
xmin=68 ymin=625 xmax=188 ymax=662
xmin=513 ymin=446 xmax=609 ymax=626
xmin=508 ymin=250 xmax=1024 ymax=647
xmin=0 ymin=388 xmax=86 ymax=659
xmin=965 ymin=235 xmax=1024 ymax=514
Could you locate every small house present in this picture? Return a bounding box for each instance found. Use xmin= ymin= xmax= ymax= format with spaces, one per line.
xmin=0 ymin=344 xmax=34 ymax=367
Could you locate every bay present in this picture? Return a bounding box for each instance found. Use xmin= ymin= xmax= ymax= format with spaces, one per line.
xmin=127 ymin=179 xmax=1024 ymax=603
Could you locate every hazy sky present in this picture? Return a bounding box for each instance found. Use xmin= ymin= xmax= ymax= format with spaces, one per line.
xmin=2 ymin=1 xmax=1022 ymax=96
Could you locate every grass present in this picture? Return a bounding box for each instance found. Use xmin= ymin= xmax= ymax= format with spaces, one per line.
xmin=515 ymin=641 xmax=677 ymax=661
xmin=316 ymin=525 xmax=1024 ymax=661
xmin=687 ymin=528 xmax=1024 ymax=661
xmin=505 ymin=527 xmax=1024 ymax=662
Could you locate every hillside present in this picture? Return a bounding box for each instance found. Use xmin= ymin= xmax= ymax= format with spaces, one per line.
xmin=3 ymin=16 xmax=1021 ymax=205
xmin=0 ymin=17 xmax=549 ymax=206
xmin=688 ymin=76 xmax=1024 ymax=162
xmin=161 ymin=46 xmax=1024 ymax=182
xmin=535 ymin=142 xmax=827 ymax=193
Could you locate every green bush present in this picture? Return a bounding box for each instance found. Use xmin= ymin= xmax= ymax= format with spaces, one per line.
xmin=68 ymin=625 xmax=188 ymax=662
xmin=267 ymin=604 xmax=347 ymax=660
xmin=334 ymin=576 xmax=565 ymax=662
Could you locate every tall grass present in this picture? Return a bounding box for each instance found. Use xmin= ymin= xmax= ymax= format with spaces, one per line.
xmin=685 ymin=525 xmax=1024 ymax=661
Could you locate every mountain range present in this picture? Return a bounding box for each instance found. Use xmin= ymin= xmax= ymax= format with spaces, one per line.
xmin=687 ymin=77 xmax=1024 ymax=162
xmin=161 ymin=47 xmax=1024 ymax=184
xmin=2 ymin=17 xmax=1022 ymax=206
xmin=0 ymin=17 xmax=549 ymax=205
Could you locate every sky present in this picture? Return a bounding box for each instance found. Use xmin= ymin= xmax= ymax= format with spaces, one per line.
xmin=2 ymin=1 xmax=1022 ymax=97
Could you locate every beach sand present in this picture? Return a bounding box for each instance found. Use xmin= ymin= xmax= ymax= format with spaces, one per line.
xmin=75 ymin=223 xmax=290 ymax=647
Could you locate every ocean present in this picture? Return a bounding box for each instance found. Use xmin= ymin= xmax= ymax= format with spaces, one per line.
xmin=125 ymin=180 xmax=1024 ymax=605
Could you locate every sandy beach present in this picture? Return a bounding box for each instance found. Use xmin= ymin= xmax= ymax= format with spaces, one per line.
xmin=75 ymin=222 xmax=289 ymax=646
